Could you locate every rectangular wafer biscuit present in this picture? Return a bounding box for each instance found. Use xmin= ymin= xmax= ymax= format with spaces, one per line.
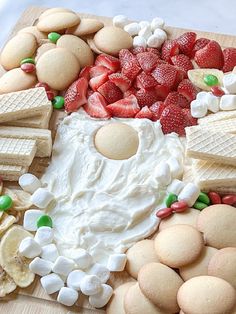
xmin=193 ymin=119 xmax=236 ymax=134
xmin=186 ymin=127 xmax=236 ymax=166
xmin=0 ymin=88 xmax=51 ymax=123
xmin=0 ymin=126 xmax=52 ymax=157
xmin=198 ymin=111 xmax=236 ymax=125
xmin=0 ymin=164 xmax=28 ymax=181
xmin=0 ymin=138 xmax=36 ymax=166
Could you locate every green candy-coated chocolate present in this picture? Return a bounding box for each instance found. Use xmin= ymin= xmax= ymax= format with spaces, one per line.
xmin=48 ymin=32 xmax=61 ymax=43
xmin=0 ymin=195 xmax=13 ymax=211
xmin=37 ymin=215 xmax=53 ymax=228
xmin=204 ymin=74 xmax=219 ymax=87
xmin=193 ymin=201 xmax=208 ymax=211
xmin=20 ymin=58 xmax=35 ymax=65
xmin=197 ymin=192 xmax=211 ymax=205
xmin=52 ymin=96 xmax=65 ymax=109
xmin=165 ymin=193 xmax=178 ymax=208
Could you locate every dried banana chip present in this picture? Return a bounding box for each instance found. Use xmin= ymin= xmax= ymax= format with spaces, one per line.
xmin=0 ymin=265 xmax=17 ymax=297
xmin=0 ymin=213 xmax=16 ymax=236
xmin=3 ymin=188 xmax=32 ymax=211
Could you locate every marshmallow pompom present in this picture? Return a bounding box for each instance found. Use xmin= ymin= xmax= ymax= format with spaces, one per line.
xmin=23 ymin=209 xmax=44 ymax=231
xmin=19 ymin=173 xmax=41 ymax=194
xmin=89 ymin=284 xmax=113 ymax=308
xmin=190 ymin=99 xmax=208 ymax=118
xmin=88 ymin=263 xmax=110 ymax=284
xmin=72 ymin=249 xmax=93 ymax=270
xmin=67 ymin=270 xmax=86 ymax=291
xmin=41 ymin=273 xmax=64 ymax=294
xmin=138 ymin=25 xmax=152 ymax=40
xmin=154 ymin=162 xmax=171 ymax=186
xmin=52 ymin=256 xmax=75 ymax=277
xmin=220 ymin=95 xmax=236 ymax=110
xmin=147 ymin=35 xmax=163 ymax=48
xmin=40 ymin=243 xmax=59 ymax=262
xmin=205 ymin=93 xmax=220 ymax=113
xmin=107 ymin=254 xmax=127 ymax=272
xmin=151 ymin=17 xmax=165 ymax=31
xmin=167 ymin=156 xmax=183 ymax=179
xmin=154 ymin=28 xmax=167 ymax=41
xmin=178 ymin=183 xmax=200 ymax=207
xmin=167 ymin=179 xmax=185 ymax=196
xmin=57 ymin=287 xmax=79 ymax=306
xmin=34 ymin=226 xmax=54 ymax=246
xmin=19 ymin=237 xmax=42 ymax=259
xmin=124 ymin=22 xmax=141 ymax=36
xmin=31 ymin=188 xmax=54 ymax=209
xmin=80 ymin=275 xmax=102 ymax=296
xmin=223 ymin=73 xmax=236 ymax=94
xmin=133 ymin=36 xmax=147 ymax=49
xmin=29 ymin=257 xmax=53 ymax=276
xmin=139 ymin=20 xmax=150 ymax=29
xmin=112 ymin=15 xmax=129 ymax=29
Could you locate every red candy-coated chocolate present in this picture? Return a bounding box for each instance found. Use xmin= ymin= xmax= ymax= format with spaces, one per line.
xmin=46 ymin=90 xmax=55 ymax=101
xmin=35 ymin=82 xmax=51 ymax=91
xmin=222 ymin=195 xmax=236 ymax=206
xmin=210 ymin=86 xmax=225 ymax=97
xmin=208 ymin=191 xmax=221 ymax=204
xmin=171 ymin=200 xmax=188 ymax=212
xmin=20 ymin=63 xmax=35 ymax=73
xmin=156 ymin=207 xmax=173 ymax=219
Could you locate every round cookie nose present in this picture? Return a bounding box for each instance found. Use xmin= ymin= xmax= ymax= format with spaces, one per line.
xmin=94 ymin=123 xmax=139 ymax=160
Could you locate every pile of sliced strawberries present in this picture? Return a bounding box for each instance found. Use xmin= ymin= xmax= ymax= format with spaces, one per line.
xmin=64 ymin=32 xmax=236 ymax=135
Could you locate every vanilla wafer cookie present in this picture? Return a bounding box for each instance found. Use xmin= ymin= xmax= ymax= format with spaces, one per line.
xmin=0 ymin=138 xmax=36 ymax=166
xmin=0 ymin=164 xmax=28 ymax=181
xmin=194 ymin=118 xmax=236 ymax=134
xmin=198 ymin=111 xmax=236 ymax=125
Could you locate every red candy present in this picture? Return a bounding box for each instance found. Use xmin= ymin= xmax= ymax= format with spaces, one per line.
xmin=210 ymin=86 xmax=225 ymax=97
xmin=20 ymin=63 xmax=35 ymax=73
xmin=46 ymin=90 xmax=55 ymax=101
xmin=35 ymin=82 xmax=51 ymax=91
xmin=156 ymin=207 xmax=173 ymax=219
xmin=208 ymin=191 xmax=221 ymax=204
xmin=222 ymin=195 xmax=236 ymax=206
xmin=171 ymin=201 xmax=188 ymax=212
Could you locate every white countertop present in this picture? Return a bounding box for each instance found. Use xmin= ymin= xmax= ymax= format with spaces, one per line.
xmin=0 ymin=0 xmax=235 ymax=47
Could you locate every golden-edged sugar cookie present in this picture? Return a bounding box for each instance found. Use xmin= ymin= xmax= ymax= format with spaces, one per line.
xmin=208 ymin=247 xmax=236 ymax=289
xmin=154 ymin=224 xmax=204 ymax=268
xmin=37 ymin=12 xmax=80 ymax=32
xmin=126 ymin=240 xmax=159 ymax=279
xmin=94 ymin=26 xmax=133 ymax=56
xmin=39 ymin=7 xmax=75 ymax=20
xmin=56 ymin=34 xmax=94 ymax=68
xmin=0 ymin=33 xmax=37 ymax=70
xmin=36 ymin=48 xmax=80 ymax=91
xmin=67 ymin=18 xmax=104 ymax=36
xmin=94 ymin=123 xmax=139 ymax=160
xmin=107 ymin=281 xmax=135 ymax=314
xmin=179 ymin=246 xmax=218 ymax=281
xmin=177 ymin=276 xmax=236 ymax=314
xmin=159 ymin=208 xmax=199 ymax=231
xmin=35 ymin=43 xmax=56 ymax=62
xmin=138 ymin=262 xmax=183 ymax=313
xmin=197 ymin=204 xmax=236 ymax=249
xmin=18 ymin=26 xmax=47 ymax=44
xmin=87 ymin=37 xmax=105 ymax=55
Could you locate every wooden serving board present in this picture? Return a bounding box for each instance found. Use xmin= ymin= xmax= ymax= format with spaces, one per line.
xmin=0 ymin=6 xmax=236 ymax=314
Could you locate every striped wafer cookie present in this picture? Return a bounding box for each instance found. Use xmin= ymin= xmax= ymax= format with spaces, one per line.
xmin=198 ymin=111 xmax=236 ymax=125
xmin=0 ymin=164 xmax=28 ymax=181
xmin=194 ymin=118 xmax=236 ymax=134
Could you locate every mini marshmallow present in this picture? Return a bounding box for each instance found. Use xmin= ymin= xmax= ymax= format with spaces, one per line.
xmin=196 ymin=91 xmax=208 ymax=100
xmin=205 ymin=93 xmax=220 ymax=113
xmin=107 ymin=254 xmax=127 ymax=272
xmin=124 ymin=22 xmax=141 ymax=36
xmin=220 ymin=95 xmax=236 ymax=110
xmin=80 ymin=275 xmax=102 ymax=296
xmin=167 ymin=179 xmax=185 ymax=196
xmin=112 ymin=15 xmax=129 ymax=29
xmin=19 ymin=237 xmax=42 ymax=259
xmin=153 ymin=28 xmax=167 ymax=41
xmin=133 ymin=36 xmax=147 ymax=49
xmin=89 ymin=284 xmax=113 ymax=308
xmin=139 ymin=20 xmax=150 ymax=29
xmin=147 ymin=34 xmax=163 ymax=48
xmin=34 ymin=226 xmax=54 ymax=246
xmin=190 ymin=99 xmax=208 ymax=118
xmin=88 ymin=263 xmax=110 ymax=284
xmin=40 ymin=273 xmax=64 ymax=294
xmin=29 ymin=257 xmax=53 ymax=276
xmin=73 ymin=249 xmax=93 ymax=270
xmin=31 ymin=188 xmax=54 ymax=209
xmin=67 ymin=270 xmax=86 ymax=291
xmin=178 ymin=183 xmax=200 ymax=207
xmin=57 ymin=287 xmax=79 ymax=306
xmin=23 ymin=209 xmax=44 ymax=231
xmin=155 ymin=162 xmax=171 ymax=186
xmin=223 ymin=73 xmax=236 ymax=94
xmin=52 ymin=256 xmax=75 ymax=277
xmin=151 ymin=17 xmax=165 ymax=31
xmin=40 ymin=243 xmax=59 ymax=262
xmin=19 ymin=173 xmax=41 ymax=194
xmin=138 ymin=25 xmax=152 ymax=40
xmin=167 ymin=157 xmax=183 ymax=179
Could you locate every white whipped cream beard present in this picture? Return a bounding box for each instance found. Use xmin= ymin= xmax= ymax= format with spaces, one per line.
xmin=41 ymin=112 xmax=185 ymax=265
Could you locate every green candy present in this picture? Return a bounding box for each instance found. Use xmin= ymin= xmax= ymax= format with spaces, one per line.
xmin=193 ymin=201 xmax=208 ymax=211
xmin=48 ymin=32 xmax=61 ymax=43
xmin=197 ymin=192 xmax=211 ymax=205
xmin=37 ymin=215 xmax=53 ymax=228
xmin=20 ymin=57 xmax=35 ymax=65
xmin=204 ymin=74 xmax=219 ymax=87
xmin=0 ymin=195 xmax=13 ymax=211
xmin=165 ymin=193 xmax=178 ymax=208
xmin=52 ymin=96 xmax=65 ymax=109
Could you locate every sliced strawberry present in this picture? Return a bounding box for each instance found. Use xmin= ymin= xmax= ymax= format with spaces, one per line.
xmin=182 ymin=108 xmax=198 ymax=127
xmin=89 ymin=66 xmax=112 ymax=78
xmin=136 ymin=52 xmax=159 ymax=73
xmin=135 ymin=106 xmax=153 ymax=119
xmin=171 ymin=54 xmax=193 ymax=73
xmin=109 ymin=73 xmax=131 ymax=92
xmin=107 ymin=95 xmax=140 ymax=118
xmin=87 ymin=88 xmax=94 ymax=98
xmin=136 ymin=71 xmax=158 ymax=89
xmin=149 ymin=101 xmax=166 ymax=121
xmin=135 ymin=89 xmax=158 ymax=107
xmin=83 ymin=92 xmax=111 ymax=119
xmin=79 ymin=66 xmax=92 ymax=80
xmin=146 ymin=47 xmax=161 ymax=57
xmin=222 ymin=47 xmax=236 ymax=72
xmin=130 ymin=46 xmax=146 ymax=55
xmin=176 ymin=32 xmax=196 ymax=57
xmin=152 ymin=64 xmax=178 ymax=90
xmin=191 ymin=38 xmax=210 ymax=58
xmin=97 ymin=81 xmax=123 ymax=104
xmin=124 ymin=87 xmax=137 ymax=97
xmin=194 ymin=40 xmax=224 ymax=69
xmin=64 ymin=78 xmax=88 ymax=113
xmin=160 ymin=104 xmax=185 ymax=135
xmin=161 ymin=39 xmax=179 ymax=62
xmin=89 ymin=73 xmax=108 ymax=91
xmin=95 ymin=54 xmax=120 ymax=72
xmin=154 ymin=84 xmax=170 ymax=101
xmin=119 ymin=49 xmax=141 ymax=81
xmin=178 ymin=79 xmax=198 ymax=102
xmin=164 ymin=91 xmax=190 ymax=109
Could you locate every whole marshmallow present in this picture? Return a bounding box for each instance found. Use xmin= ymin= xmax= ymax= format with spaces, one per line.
xmin=34 ymin=226 xmax=54 ymax=246
xmin=52 ymin=256 xmax=75 ymax=277
xmin=139 ymin=20 xmax=150 ymax=29
xmin=155 ymin=162 xmax=171 ymax=186
xmin=80 ymin=275 xmax=102 ymax=296
xmin=153 ymin=28 xmax=167 ymax=41
xmin=178 ymin=183 xmax=200 ymax=207
xmin=223 ymin=73 xmax=236 ymax=94
xmin=167 ymin=179 xmax=185 ymax=196
xmin=73 ymin=249 xmax=93 ymax=270
xmin=23 ymin=209 xmax=44 ymax=231
xmin=220 ymin=95 xmax=236 ymax=110
xmin=167 ymin=157 xmax=183 ymax=179
xmin=133 ymin=36 xmax=147 ymax=49
xmin=205 ymin=93 xmax=220 ymax=113
xmin=190 ymin=99 xmax=208 ymax=118
xmin=40 ymin=243 xmax=59 ymax=262
xmin=67 ymin=270 xmax=86 ymax=291
xmin=147 ymin=34 xmax=163 ymax=48
xmin=29 ymin=257 xmax=53 ymax=276
xmin=19 ymin=173 xmax=41 ymax=194
xmin=57 ymin=287 xmax=79 ymax=306
xmin=151 ymin=17 xmax=165 ymax=31
xmin=40 ymin=273 xmax=64 ymax=294
xmin=107 ymin=254 xmax=127 ymax=272
xmin=124 ymin=22 xmax=141 ymax=36
xmin=89 ymin=284 xmax=113 ymax=308
xmin=112 ymin=15 xmax=129 ymax=29
xmin=88 ymin=263 xmax=110 ymax=284
xmin=19 ymin=237 xmax=41 ymax=259
xmin=138 ymin=25 xmax=152 ymax=40
xmin=31 ymin=188 xmax=54 ymax=209
xmin=196 ymin=91 xmax=209 ymax=100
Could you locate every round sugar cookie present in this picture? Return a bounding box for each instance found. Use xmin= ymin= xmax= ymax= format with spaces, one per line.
xmin=208 ymin=247 xmax=236 ymax=289
xmin=154 ymin=224 xmax=204 ymax=268
xmin=37 ymin=12 xmax=80 ymax=32
xmin=67 ymin=18 xmax=104 ymax=36
xmin=94 ymin=123 xmax=139 ymax=160
xmin=179 ymin=246 xmax=218 ymax=281
xmin=159 ymin=208 xmax=199 ymax=231
xmin=177 ymin=276 xmax=236 ymax=314
xmin=56 ymin=34 xmax=94 ymax=68
xmin=36 ymin=48 xmax=80 ymax=90
xmin=124 ymin=283 xmax=166 ymax=314
xmin=39 ymin=7 xmax=75 ymax=19
xmin=107 ymin=282 xmax=135 ymax=314
xmin=18 ymin=26 xmax=47 ymax=44
xmin=94 ymin=26 xmax=133 ymax=56
xmin=0 ymin=68 xmax=37 ymax=94
xmin=197 ymin=204 xmax=236 ymax=249
xmin=35 ymin=43 xmax=56 ymax=62
xmin=138 ymin=262 xmax=183 ymax=313
xmin=126 ymin=240 xmax=159 ymax=279
xmin=0 ymin=33 xmax=37 ymax=70
xmin=87 ymin=37 xmax=104 ymax=55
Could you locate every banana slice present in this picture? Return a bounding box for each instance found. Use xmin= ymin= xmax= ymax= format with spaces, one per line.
xmin=188 ymin=68 xmax=223 ymax=91
xmin=3 ymin=188 xmax=32 ymax=211
xmin=0 ymin=226 xmax=35 ymax=288
xmin=0 ymin=178 xmax=3 ymax=195
xmin=0 ymin=213 xmax=16 ymax=237
xmin=0 ymin=265 xmax=17 ymax=297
